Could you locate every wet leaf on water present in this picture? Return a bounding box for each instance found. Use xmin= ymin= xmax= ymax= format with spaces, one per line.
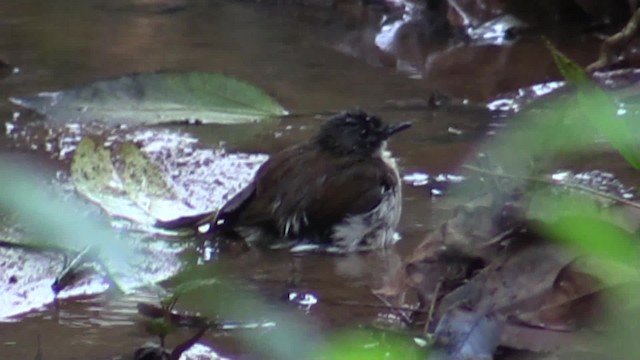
xmin=71 ymin=131 xmax=266 ymax=233
xmin=71 ymin=137 xmax=157 ymax=225
xmin=71 ymin=137 xmax=200 ymax=231
xmin=119 ymin=142 xmax=199 ymax=223
xmin=11 ymin=72 xmax=288 ymax=125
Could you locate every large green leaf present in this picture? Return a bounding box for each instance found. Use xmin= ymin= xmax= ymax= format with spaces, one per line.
xmin=10 ymin=72 xmax=287 ymax=124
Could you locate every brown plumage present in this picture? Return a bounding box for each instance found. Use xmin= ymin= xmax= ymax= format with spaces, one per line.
xmin=214 ymin=110 xmax=411 ymax=251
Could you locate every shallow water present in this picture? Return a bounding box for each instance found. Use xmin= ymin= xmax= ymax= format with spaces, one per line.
xmin=0 ymin=1 xmax=632 ymax=359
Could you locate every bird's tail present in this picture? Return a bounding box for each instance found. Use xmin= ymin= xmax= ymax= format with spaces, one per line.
xmin=154 ymin=211 xmax=218 ymax=232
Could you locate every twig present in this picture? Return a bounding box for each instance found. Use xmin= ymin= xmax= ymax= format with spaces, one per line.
xmin=137 ymin=302 xmax=210 ymax=328
xmin=33 ymin=334 xmax=42 ymax=360
xmin=447 ymin=0 xmax=479 ymax=27
xmin=587 ymin=8 xmax=640 ymax=72
xmin=51 ymin=245 xmax=95 ymax=294
xmin=424 ymin=281 xmax=442 ymax=334
xmin=461 ymin=164 xmax=640 ymax=210
xmin=324 ymin=298 xmax=428 ymax=314
xmin=373 ymin=292 xmax=413 ymax=326
xmin=170 ymin=324 xmax=210 ymax=360
xmin=50 ymin=245 xmax=124 ymax=295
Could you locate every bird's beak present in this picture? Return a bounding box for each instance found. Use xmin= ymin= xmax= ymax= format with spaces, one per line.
xmin=384 ymin=121 xmax=412 ymax=138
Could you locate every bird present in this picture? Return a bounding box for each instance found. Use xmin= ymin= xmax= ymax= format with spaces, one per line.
xmin=212 ymin=110 xmax=411 ymax=252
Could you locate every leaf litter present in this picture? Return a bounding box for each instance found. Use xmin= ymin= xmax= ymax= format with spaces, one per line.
xmin=377 ymin=165 xmax=640 ymax=360
xmin=382 ymin=53 xmax=640 ymax=359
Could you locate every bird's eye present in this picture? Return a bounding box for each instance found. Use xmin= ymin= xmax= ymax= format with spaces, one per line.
xmin=359 ymin=130 xmax=368 ymax=138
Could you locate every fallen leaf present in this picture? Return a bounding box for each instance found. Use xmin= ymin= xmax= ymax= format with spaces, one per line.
xmin=118 ymin=142 xmax=199 ymax=222
xmin=11 ymin=72 xmax=288 ymax=125
xmin=500 ymin=322 xmax=588 ymax=353
xmin=433 ymin=308 xmax=502 ymax=360
xmin=71 ymin=137 xmax=156 ymax=225
xmin=510 ymin=258 xmax=606 ymax=331
xmin=70 ymin=133 xmax=266 ymax=232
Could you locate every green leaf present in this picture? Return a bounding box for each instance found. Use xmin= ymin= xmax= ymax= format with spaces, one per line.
xmin=119 ymin=142 xmax=198 ymax=222
xmin=11 ymin=72 xmax=287 ymax=125
xmin=70 ymin=137 xmax=197 ymax=232
xmin=546 ymin=42 xmax=640 ymax=169
xmin=547 ymin=41 xmax=590 ymax=86
xmin=71 ymin=137 xmax=156 ymax=225
xmin=530 ymin=193 xmax=640 ymax=285
xmin=145 ymin=318 xmax=175 ymax=338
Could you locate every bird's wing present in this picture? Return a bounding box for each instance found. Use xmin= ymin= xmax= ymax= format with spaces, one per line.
xmin=253 ymin=151 xmax=397 ymax=235
xmin=213 ymin=181 xmax=256 ymax=227
xmin=215 ymin=145 xmax=307 ymax=231
xmin=302 ymin=157 xmax=397 ymax=231
xmin=216 ymin=146 xmax=397 ymax=239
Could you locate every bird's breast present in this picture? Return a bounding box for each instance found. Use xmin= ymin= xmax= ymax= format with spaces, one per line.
xmin=330 ymin=166 xmax=402 ymax=252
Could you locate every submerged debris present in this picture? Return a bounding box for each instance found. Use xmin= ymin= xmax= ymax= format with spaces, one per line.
xmin=382 ymin=165 xmax=640 ymax=359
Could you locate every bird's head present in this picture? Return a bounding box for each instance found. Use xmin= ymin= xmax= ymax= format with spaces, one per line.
xmin=314 ymin=110 xmax=411 ymax=157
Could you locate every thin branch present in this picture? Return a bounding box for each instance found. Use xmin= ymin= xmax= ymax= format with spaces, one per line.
xmin=587 ymin=8 xmax=640 ymax=72
xmin=424 ymin=281 xmax=443 ymax=334
xmin=373 ymin=293 xmax=414 ymax=326
xmin=170 ymin=324 xmax=210 ymax=360
xmin=462 ymin=164 xmax=640 ymax=210
xmin=324 ymin=298 xmax=428 ymax=314
xmin=51 ymin=245 xmax=95 ymax=294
